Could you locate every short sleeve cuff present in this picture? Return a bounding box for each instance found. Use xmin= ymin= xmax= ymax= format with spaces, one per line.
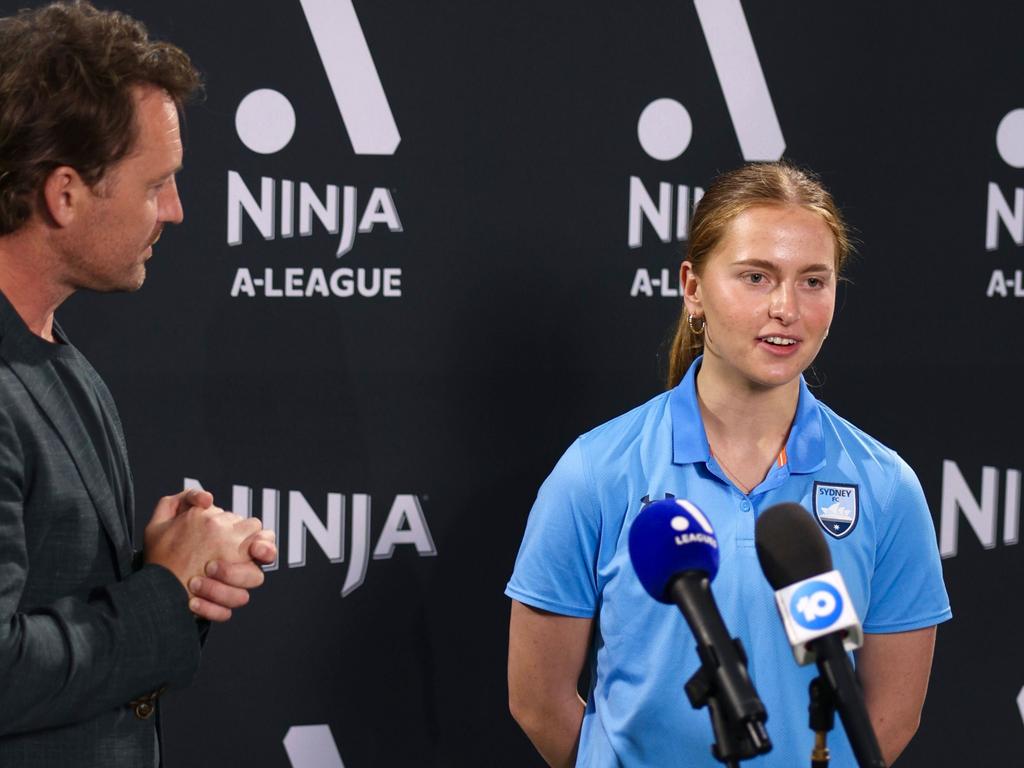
xmin=863 ymin=606 xmax=953 ymax=634
xmin=505 ymin=584 xmax=595 ymax=619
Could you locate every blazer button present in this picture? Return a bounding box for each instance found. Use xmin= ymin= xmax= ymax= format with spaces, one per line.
xmin=129 ymin=685 xmax=166 ymax=720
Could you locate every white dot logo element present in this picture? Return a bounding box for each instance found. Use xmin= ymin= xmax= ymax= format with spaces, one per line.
xmin=670 ymin=515 xmax=690 ymax=532
xmin=637 ymin=98 xmax=693 ymax=161
xmin=996 ymin=109 xmax=1024 ymax=168
xmin=235 ymin=89 xmax=297 ymax=155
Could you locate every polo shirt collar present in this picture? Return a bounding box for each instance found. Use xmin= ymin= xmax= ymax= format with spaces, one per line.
xmin=670 ymin=357 xmax=711 ymax=465
xmin=785 ymin=375 xmax=826 ymax=473
xmin=670 ymin=356 xmax=826 ymax=474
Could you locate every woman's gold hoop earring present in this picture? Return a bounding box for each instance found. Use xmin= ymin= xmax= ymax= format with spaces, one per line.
xmin=687 ymin=313 xmax=705 ymax=335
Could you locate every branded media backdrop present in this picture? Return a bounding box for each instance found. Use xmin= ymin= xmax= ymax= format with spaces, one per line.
xmin=4 ymin=0 xmax=1021 ymax=765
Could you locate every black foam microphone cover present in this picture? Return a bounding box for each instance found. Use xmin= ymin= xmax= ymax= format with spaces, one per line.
xmin=754 ymin=502 xmax=833 ymax=589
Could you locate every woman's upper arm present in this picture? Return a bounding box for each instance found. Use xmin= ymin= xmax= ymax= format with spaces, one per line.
xmin=508 ymin=600 xmax=593 ymax=704
xmin=504 ymin=439 xmax=600 ymax=764
xmin=506 ymin=439 xmax=600 ymax=707
xmin=856 ymin=626 xmax=937 ymax=764
xmin=508 ymin=601 xmax=593 ymax=768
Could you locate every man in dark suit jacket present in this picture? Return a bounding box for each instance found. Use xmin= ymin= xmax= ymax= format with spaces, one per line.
xmin=0 ymin=3 xmax=278 ymax=765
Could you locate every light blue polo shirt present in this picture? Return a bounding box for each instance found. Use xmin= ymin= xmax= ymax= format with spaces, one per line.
xmin=506 ymin=358 xmax=951 ymax=768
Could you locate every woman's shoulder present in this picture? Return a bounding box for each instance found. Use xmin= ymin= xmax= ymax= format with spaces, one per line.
xmin=577 ymin=389 xmax=674 ymax=451
xmin=573 ymin=391 xmax=675 ymax=475
xmin=814 ymin=399 xmax=911 ymax=477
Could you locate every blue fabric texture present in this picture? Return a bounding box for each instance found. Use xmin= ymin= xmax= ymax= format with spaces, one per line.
xmin=506 ymin=358 xmax=951 ymax=768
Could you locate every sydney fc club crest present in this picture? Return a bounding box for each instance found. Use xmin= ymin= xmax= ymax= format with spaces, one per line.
xmin=813 ymin=482 xmax=859 ymax=539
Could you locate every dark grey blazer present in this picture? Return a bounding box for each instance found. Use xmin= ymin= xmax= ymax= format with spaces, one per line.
xmin=0 ymin=291 xmax=202 ymax=767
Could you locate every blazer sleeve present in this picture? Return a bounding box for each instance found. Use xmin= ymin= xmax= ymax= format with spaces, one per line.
xmin=0 ymin=406 xmax=202 ymax=737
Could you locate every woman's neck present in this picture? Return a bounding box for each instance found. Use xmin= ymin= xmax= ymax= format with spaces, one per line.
xmin=694 ymin=357 xmax=801 ymax=491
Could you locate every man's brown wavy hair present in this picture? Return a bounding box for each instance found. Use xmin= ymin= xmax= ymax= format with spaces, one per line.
xmin=0 ymin=1 xmax=201 ymax=235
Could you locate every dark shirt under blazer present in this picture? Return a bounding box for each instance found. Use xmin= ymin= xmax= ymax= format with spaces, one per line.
xmin=0 ymin=291 xmax=201 ymax=767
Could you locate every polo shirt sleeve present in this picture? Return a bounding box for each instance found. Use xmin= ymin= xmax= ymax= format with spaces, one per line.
xmin=862 ymin=455 xmax=952 ymax=633
xmin=505 ymin=439 xmax=600 ymax=618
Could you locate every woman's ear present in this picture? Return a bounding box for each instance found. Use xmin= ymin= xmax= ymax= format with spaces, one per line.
xmin=680 ymin=260 xmax=702 ymax=316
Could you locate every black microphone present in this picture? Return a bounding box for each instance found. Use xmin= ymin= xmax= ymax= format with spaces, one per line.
xmin=755 ymin=502 xmax=886 ymax=768
xmin=629 ymin=498 xmax=771 ymax=764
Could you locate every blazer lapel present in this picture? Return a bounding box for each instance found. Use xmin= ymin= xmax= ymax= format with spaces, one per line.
xmin=77 ymin=347 xmax=137 ymax=542
xmin=0 ymin=304 xmax=133 ymax=578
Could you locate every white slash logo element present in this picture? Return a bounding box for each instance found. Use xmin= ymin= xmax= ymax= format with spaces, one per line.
xmin=1017 ymin=685 xmax=1024 ymax=729
xmin=284 ymin=725 xmax=345 ymax=768
xmin=693 ymin=0 xmax=784 ymax=161
xmin=298 ymin=0 xmax=400 ymax=155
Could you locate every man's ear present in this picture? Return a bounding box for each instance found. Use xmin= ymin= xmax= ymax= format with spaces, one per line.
xmin=41 ymin=166 xmax=89 ymax=228
xmin=680 ymin=260 xmax=702 ymax=316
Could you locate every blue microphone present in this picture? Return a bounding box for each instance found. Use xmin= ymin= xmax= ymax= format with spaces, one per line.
xmin=629 ymin=499 xmax=771 ymax=763
xmin=630 ymin=497 xmax=720 ymax=600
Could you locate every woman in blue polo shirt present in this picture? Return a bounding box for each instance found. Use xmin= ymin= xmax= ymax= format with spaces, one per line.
xmin=506 ymin=162 xmax=950 ymax=768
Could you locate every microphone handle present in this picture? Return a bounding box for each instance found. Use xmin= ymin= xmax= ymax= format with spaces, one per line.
xmin=668 ymin=572 xmax=767 ymax=727
xmin=810 ymin=633 xmax=886 ymax=768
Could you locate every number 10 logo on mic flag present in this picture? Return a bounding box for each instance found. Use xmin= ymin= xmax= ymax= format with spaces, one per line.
xmin=775 ymin=570 xmax=864 ymax=665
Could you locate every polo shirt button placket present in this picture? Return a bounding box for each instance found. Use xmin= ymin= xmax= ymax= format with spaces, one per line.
xmin=740 ymin=499 xmax=751 ymax=513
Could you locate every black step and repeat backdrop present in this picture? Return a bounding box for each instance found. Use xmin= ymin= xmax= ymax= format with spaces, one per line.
xmin=7 ymin=0 xmax=1021 ymax=765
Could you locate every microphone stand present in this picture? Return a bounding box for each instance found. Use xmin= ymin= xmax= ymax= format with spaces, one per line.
xmin=669 ymin=573 xmax=771 ymax=766
xmin=812 ymin=634 xmax=887 ymax=768
xmin=683 ymin=637 xmax=771 ymax=767
xmin=808 ymin=676 xmax=835 ymax=768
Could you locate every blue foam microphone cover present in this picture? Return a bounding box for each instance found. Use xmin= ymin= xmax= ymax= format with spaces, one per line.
xmin=628 ymin=498 xmax=720 ymax=603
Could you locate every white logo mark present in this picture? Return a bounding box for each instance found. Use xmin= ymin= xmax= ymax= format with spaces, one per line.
xmin=236 ymin=89 xmax=297 ymax=154
xmin=234 ymin=0 xmax=400 ymax=156
xmin=284 ymin=725 xmax=345 ymax=768
xmin=796 ymin=590 xmax=837 ymax=623
xmin=638 ymin=99 xmax=693 ymax=161
xmin=670 ymin=515 xmax=690 ymax=532
xmin=678 ymin=499 xmax=715 ymax=534
xmin=997 ymin=109 xmax=1024 ymax=169
xmin=638 ymin=0 xmax=784 ymax=162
